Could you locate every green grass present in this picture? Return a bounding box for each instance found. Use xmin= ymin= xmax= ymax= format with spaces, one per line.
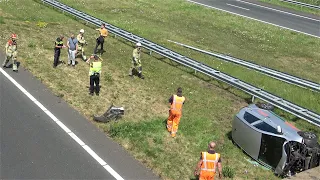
xmin=259 ymin=0 xmax=320 ymax=16
xmin=0 ymin=0 xmax=319 ymax=180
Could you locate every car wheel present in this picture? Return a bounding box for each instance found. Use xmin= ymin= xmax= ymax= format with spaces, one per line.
xmin=298 ymin=131 xmax=319 ymax=148
xmin=256 ymin=102 xmax=275 ymax=111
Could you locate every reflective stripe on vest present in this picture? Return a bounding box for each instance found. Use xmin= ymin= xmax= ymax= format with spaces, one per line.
xmin=170 ymin=95 xmax=185 ymax=112
xmin=201 ymin=152 xmax=219 ymax=172
xmin=89 ymin=61 xmax=102 ymax=75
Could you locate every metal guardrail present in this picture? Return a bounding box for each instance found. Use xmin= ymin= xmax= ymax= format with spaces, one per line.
xmin=167 ymin=40 xmax=320 ymax=92
xmin=41 ymin=0 xmax=320 ymax=127
xmin=281 ymin=0 xmax=320 ymax=9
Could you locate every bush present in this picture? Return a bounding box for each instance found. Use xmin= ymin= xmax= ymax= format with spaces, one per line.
xmin=222 ymin=166 xmax=235 ymax=178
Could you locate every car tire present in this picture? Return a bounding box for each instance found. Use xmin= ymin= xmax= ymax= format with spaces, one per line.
xmin=256 ymin=102 xmax=275 ymax=111
xmin=298 ymin=131 xmax=319 ymax=148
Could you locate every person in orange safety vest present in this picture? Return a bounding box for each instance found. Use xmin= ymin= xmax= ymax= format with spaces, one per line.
xmin=166 ymin=87 xmax=186 ymax=137
xmin=194 ymin=141 xmax=223 ymax=180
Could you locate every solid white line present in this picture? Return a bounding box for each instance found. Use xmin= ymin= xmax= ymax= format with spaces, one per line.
xmin=187 ymin=0 xmax=320 ymax=38
xmin=0 ymin=67 xmax=125 ymax=180
xmin=68 ymin=132 xmax=86 ymax=146
xmin=226 ymin=3 xmax=250 ymax=11
xmin=56 ymin=120 xmax=72 ymax=133
xmin=82 ymin=145 xmax=107 ymax=166
xmin=236 ymin=0 xmax=320 ymax=22
xmin=104 ymin=165 xmax=126 ymax=180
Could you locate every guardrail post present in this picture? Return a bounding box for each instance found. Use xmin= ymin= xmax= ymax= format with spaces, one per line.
xmin=251 ymin=96 xmax=255 ymax=102
xmin=149 ymin=51 xmax=152 ymax=55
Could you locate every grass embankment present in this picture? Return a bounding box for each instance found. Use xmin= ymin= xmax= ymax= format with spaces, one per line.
xmin=0 ymin=0 xmax=319 ymax=179
xmin=259 ymin=0 xmax=320 ymax=16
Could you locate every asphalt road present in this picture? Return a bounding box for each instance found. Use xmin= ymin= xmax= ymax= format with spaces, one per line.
xmin=0 ymin=54 xmax=160 ymax=179
xmin=187 ymin=0 xmax=320 ymax=38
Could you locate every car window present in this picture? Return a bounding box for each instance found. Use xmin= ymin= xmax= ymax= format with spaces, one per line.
xmin=243 ymin=112 xmax=260 ymax=124
xmin=254 ymin=121 xmax=282 ymax=135
xmin=258 ymin=134 xmax=286 ymax=169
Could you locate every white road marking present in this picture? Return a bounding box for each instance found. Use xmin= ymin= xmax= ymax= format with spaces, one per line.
xmin=187 ymin=0 xmax=320 ymax=38
xmin=226 ymin=3 xmax=250 ymax=11
xmin=0 ymin=67 xmax=125 ymax=180
xmin=236 ymin=0 xmax=320 ymax=22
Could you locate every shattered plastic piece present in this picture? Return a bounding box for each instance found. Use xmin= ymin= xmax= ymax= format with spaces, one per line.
xmin=93 ymin=104 xmax=124 ymax=123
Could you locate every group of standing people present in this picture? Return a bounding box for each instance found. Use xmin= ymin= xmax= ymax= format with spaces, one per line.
xmin=2 ymin=24 xmax=223 ymax=179
xmin=53 ymin=23 xmax=108 ymax=68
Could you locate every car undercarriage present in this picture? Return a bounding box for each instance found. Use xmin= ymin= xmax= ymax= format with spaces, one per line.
xmin=281 ymin=132 xmax=320 ymax=177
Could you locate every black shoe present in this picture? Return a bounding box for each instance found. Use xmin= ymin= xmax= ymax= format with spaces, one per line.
xmin=89 ymin=92 xmax=94 ymax=96
xmin=2 ymin=65 xmax=7 ymax=68
xmin=13 ymin=69 xmax=18 ymax=72
xmin=95 ymin=92 xmax=99 ymax=96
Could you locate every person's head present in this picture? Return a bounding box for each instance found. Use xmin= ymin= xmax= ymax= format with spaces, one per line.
xmin=177 ymin=87 xmax=182 ymax=96
xmin=101 ymin=23 xmax=105 ymax=28
xmin=94 ymin=54 xmax=99 ymax=61
xmin=208 ymin=141 xmax=216 ymax=150
xmin=136 ymin=42 xmax=142 ymax=50
xmin=70 ymin=33 xmax=75 ymax=39
xmin=80 ymin=29 xmax=85 ymax=35
xmin=11 ymin=34 xmax=17 ymax=41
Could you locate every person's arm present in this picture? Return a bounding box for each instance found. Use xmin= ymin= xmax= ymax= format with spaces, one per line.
xmin=217 ymin=155 xmax=222 ymax=179
xmin=194 ymin=155 xmax=203 ymax=176
xmin=168 ymin=95 xmax=173 ymax=104
xmin=86 ymin=56 xmax=92 ymax=64
xmin=76 ymin=41 xmax=78 ymax=52
xmin=217 ymin=162 xmax=222 ymax=179
xmin=67 ymin=39 xmax=70 ymax=49
xmin=105 ymin=29 xmax=109 ymax=37
xmin=5 ymin=42 xmax=9 ymax=54
xmin=132 ymin=50 xmax=138 ymax=63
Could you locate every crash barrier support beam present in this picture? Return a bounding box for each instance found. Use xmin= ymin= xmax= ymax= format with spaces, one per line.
xmin=281 ymin=0 xmax=320 ymax=9
xmin=41 ymin=0 xmax=320 ymax=127
xmin=167 ymin=40 xmax=320 ymax=92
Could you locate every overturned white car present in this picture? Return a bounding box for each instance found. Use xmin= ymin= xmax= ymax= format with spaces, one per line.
xmin=232 ymin=103 xmax=320 ymax=177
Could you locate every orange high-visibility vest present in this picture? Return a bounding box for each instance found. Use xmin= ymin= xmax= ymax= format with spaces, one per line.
xmin=200 ymin=152 xmax=220 ymax=173
xmin=100 ymin=28 xmax=108 ymax=37
xmin=170 ymin=95 xmax=185 ymax=113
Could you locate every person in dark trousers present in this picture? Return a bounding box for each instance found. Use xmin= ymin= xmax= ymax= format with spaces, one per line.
xmin=53 ymin=35 xmax=66 ymax=68
xmin=94 ymin=23 xmax=108 ymax=54
xmin=86 ymin=54 xmax=103 ymax=96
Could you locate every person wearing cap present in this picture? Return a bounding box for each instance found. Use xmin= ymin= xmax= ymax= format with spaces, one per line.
xmin=86 ymin=54 xmax=103 ymax=96
xmin=129 ymin=42 xmax=144 ymax=79
xmin=77 ymin=29 xmax=87 ymax=61
xmin=94 ymin=23 xmax=108 ymax=54
xmin=166 ymin=87 xmax=186 ymax=137
xmin=2 ymin=34 xmax=18 ymax=72
xmin=194 ymin=141 xmax=223 ymax=180
xmin=53 ymin=35 xmax=66 ymax=68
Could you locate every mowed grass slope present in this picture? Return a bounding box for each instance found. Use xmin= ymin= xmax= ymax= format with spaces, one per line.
xmin=0 ymin=0 xmax=319 ymax=180
xmin=59 ymin=0 xmax=320 ymax=115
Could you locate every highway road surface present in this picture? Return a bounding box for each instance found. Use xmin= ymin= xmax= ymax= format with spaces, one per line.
xmin=187 ymin=0 xmax=320 ymax=38
xmin=0 ymin=53 xmax=160 ymax=180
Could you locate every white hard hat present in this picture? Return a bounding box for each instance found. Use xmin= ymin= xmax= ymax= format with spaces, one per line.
xmin=136 ymin=42 xmax=141 ymax=47
xmin=80 ymin=29 xmax=85 ymax=33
